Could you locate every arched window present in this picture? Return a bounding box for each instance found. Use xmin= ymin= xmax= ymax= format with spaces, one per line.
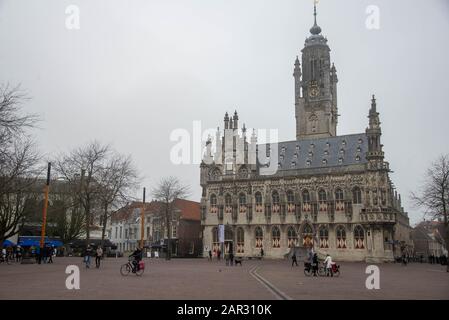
xmin=272 ymin=191 xmax=280 ymax=213
xmin=336 ymin=226 xmax=347 ymax=249
xmin=272 ymin=226 xmax=281 ymax=248
xmin=286 ymin=190 xmax=295 ymax=213
xmin=225 ymin=194 xmax=232 ymax=206
xmin=318 ymin=189 xmax=327 ymax=202
xmin=212 ymin=227 xmax=219 ymax=253
xmin=210 ymin=194 xmax=217 ymax=206
xmin=210 ymin=194 xmax=218 ymax=214
xmin=237 ymin=228 xmax=245 ymax=253
xmin=353 ymin=187 xmax=362 ymax=204
xmin=319 ymin=226 xmax=329 ymax=248
xmin=354 ymin=225 xmax=365 ymax=249
xmin=255 ymin=192 xmax=262 ymax=205
xmin=287 ymin=190 xmax=294 ymax=204
xmin=272 ymin=191 xmax=280 ymax=205
xmin=255 ymin=192 xmax=263 ymax=213
xmin=255 ymin=227 xmax=263 ymax=248
xmin=239 ymin=193 xmax=246 ymax=206
xmin=287 ymin=227 xmax=297 ymax=248
xmin=302 ymin=189 xmax=310 ymax=203
xmin=239 ymin=193 xmax=247 ymax=213
xmin=335 ymin=188 xmax=344 ymax=201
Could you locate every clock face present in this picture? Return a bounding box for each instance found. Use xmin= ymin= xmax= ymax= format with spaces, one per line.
xmin=309 ymin=86 xmax=319 ymax=97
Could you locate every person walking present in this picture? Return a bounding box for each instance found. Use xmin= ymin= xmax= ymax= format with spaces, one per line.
xmin=229 ymin=252 xmax=234 ymax=266
xmin=208 ymin=250 xmax=212 ymax=261
xmin=95 ymin=246 xmax=103 ymax=268
xmin=260 ymin=248 xmax=264 ymax=259
xmin=324 ymin=254 xmax=333 ymax=277
xmin=217 ymin=249 xmax=221 ymax=261
xmin=47 ymin=246 xmax=54 ymax=264
xmin=291 ymin=252 xmax=298 ymax=267
xmin=84 ymin=245 xmax=92 ymax=268
xmin=15 ymin=246 xmax=22 ymax=263
xmin=312 ymin=252 xmax=319 ymax=277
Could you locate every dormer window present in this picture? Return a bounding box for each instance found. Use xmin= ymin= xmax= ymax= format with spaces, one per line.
xmin=342 ymin=140 xmax=346 ymax=146
xmin=308 ymin=151 xmax=313 ymax=157
xmin=358 ymin=138 xmax=363 ymax=144
xmin=322 ymin=159 xmax=327 ymax=165
xmin=340 ymin=149 xmax=345 ymax=155
xmin=291 ymin=161 xmax=296 ymax=167
xmin=306 ymin=160 xmax=311 ymax=166
xmin=324 ymin=150 xmax=329 ymax=156
xmin=294 ymin=153 xmax=298 ymax=159
xmin=355 ymin=155 xmax=361 ymax=162
xmin=357 ymin=147 xmax=362 ymax=153
xmin=296 ymin=145 xmax=300 ymax=152
xmin=338 ymin=157 xmax=343 ymax=164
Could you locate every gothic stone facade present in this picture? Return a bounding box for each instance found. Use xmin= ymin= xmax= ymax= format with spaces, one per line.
xmin=200 ymin=8 xmax=412 ymax=263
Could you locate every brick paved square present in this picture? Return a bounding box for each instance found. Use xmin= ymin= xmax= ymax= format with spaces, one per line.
xmin=0 ymin=257 xmax=447 ymax=300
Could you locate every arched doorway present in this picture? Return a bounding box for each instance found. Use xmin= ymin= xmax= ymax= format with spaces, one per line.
xmin=224 ymin=226 xmax=234 ymax=254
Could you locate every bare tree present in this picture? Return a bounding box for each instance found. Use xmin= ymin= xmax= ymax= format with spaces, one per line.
xmin=0 ymin=84 xmax=38 ymax=146
xmin=152 ymin=176 xmax=190 ymax=260
xmin=0 ymin=84 xmax=41 ymax=246
xmin=411 ymin=154 xmax=449 ymax=272
xmin=53 ymin=141 xmax=110 ymax=247
xmin=97 ymin=153 xmax=139 ymax=246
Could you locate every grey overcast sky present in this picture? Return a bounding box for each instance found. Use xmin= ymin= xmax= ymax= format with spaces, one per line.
xmin=1 ymin=0 xmax=448 ymax=225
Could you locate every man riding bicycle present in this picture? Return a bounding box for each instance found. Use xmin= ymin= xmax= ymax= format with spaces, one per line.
xmin=129 ymin=247 xmax=142 ymax=273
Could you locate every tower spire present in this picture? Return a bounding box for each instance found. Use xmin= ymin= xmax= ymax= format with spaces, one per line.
xmin=310 ymin=0 xmax=322 ymax=35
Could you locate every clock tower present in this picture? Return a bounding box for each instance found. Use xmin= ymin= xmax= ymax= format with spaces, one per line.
xmin=295 ymin=3 xmax=338 ymax=139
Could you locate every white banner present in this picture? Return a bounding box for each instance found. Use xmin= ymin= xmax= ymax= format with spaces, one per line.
xmin=218 ymin=224 xmax=225 ymax=243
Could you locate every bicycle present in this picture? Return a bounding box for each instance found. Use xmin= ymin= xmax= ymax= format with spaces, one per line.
xmin=304 ymin=262 xmax=326 ymax=277
xmin=120 ymin=257 xmax=144 ymax=276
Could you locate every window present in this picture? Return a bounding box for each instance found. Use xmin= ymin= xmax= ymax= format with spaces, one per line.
xmin=354 ymin=226 xmax=365 ymax=249
xmin=210 ymin=194 xmax=217 ymax=206
xmin=189 ymin=242 xmax=195 ymax=254
xmin=336 ymin=226 xmax=347 ymax=249
xmin=212 ymin=227 xmax=219 ymax=253
xmin=237 ymin=227 xmax=244 ymax=253
xmin=302 ymin=190 xmax=310 ymax=203
xmin=272 ymin=191 xmax=279 ymax=205
xmin=287 ymin=190 xmax=295 ymax=204
xmin=125 ymin=229 xmax=128 ymax=239
xmin=255 ymin=192 xmax=262 ymax=205
xmin=287 ymin=227 xmax=297 ymax=248
xmin=255 ymin=227 xmax=263 ymax=248
xmin=318 ymin=189 xmax=327 ymax=202
xmin=335 ymin=188 xmax=344 ymax=201
xmin=120 ymin=226 xmax=122 ymax=239
xmin=239 ymin=193 xmax=246 ymax=206
xmin=115 ymin=227 xmax=118 ymax=239
xmin=319 ymin=226 xmax=329 ymax=248
xmin=172 ymin=225 xmax=177 ymax=238
xmin=353 ymin=187 xmax=362 ymax=204
xmin=225 ymin=194 xmax=232 ymax=206
xmin=146 ymin=227 xmax=150 ymax=239
xmin=303 ymin=224 xmax=313 ymax=235
xmin=272 ymin=226 xmax=281 ymax=248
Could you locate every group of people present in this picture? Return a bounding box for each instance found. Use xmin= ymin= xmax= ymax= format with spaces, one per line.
xmin=299 ymin=249 xmax=335 ymax=277
xmin=83 ymin=246 xmax=103 ymax=268
xmin=1 ymin=246 xmax=22 ymax=263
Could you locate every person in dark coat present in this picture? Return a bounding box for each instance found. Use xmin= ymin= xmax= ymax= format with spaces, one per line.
xmin=312 ymin=253 xmax=319 ymax=276
xmin=291 ymin=252 xmax=298 ymax=267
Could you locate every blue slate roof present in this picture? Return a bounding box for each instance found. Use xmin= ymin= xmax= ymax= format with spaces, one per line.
xmin=258 ymin=133 xmax=368 ymax=171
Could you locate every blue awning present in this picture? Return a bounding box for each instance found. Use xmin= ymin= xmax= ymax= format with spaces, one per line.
xmin=2 ymin=239 xmax=15 ymax=247
xmin=18 ymin=236 xmax=63 ymax=247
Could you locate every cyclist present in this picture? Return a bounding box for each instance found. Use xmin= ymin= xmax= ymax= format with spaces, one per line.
xmin=129 ymin=247 xmax=142 ymax=273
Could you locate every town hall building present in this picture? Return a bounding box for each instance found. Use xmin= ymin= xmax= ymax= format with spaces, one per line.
xmin=200 ymin=5 xmax=412 ymax=262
